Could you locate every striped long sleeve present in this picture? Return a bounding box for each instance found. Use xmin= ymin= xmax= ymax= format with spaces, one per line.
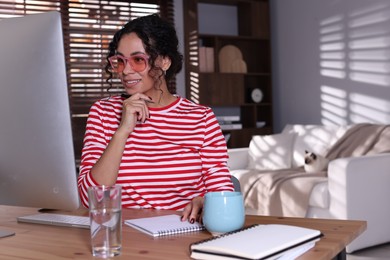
xmin=78 ymin=96 xmax=234 ymax=210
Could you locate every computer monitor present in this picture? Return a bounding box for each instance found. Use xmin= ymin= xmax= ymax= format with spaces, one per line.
xmin=0 ymin=11 xmax=80 ymax=211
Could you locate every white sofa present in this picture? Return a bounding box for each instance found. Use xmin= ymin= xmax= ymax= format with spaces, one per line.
xmin=228 ymin=124 xmax=390 ymax=253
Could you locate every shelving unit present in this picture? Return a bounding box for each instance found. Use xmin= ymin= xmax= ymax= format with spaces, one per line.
xmin=183 ymin=0 xmax=273 ymax=148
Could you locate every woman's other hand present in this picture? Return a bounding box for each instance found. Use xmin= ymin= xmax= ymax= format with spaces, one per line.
xmin=181 ymin=196 xmax=204 ymax=224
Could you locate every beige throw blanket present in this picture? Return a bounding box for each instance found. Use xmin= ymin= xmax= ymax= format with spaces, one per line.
xmin=239 ymin=123 xmax=390 ymax=217
xmin=239 ymin=169 xmax=326 ymax=217
xmin=326 ymin=123 xmax=390 ymax=159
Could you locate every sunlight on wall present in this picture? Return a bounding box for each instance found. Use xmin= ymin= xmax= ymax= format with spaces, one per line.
xmin=320 ymin=86 xmax=348 ymax=125
xmin=349 ymin=93 xmax=390 ymax=123
xmin=319 ymin=3 xmax=390 ymax=125
xmin=320 ymin=14 xmax=346 ymax=80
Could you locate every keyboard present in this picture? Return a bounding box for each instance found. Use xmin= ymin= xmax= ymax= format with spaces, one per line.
xmin=17 ymin=213 xmax=90 ymax=229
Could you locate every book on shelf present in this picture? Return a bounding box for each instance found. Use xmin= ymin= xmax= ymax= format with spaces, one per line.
xmin=216 ymin=116 xmax=242 ymax=131
xmin=199 ymin=46 xmax=214 ymax=72
xmin=124 ymin=214 xmax=204 ymax=237
xmin=216 ymin=115 xmax=241 ymax=122
xmin=219 ymin=123 xmax=242 ymax=131
xmin=190 ymin=224 xmax=322 ymax=260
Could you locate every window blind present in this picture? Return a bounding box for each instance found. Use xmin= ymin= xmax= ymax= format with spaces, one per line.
xmin=0 ymin=0 xmax=175 ymax=162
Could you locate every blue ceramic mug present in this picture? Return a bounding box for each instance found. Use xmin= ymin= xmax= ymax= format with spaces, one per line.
xmin=202 ymin=191 xmax=245 ymax=236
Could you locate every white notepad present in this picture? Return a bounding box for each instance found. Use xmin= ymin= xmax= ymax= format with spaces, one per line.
xmin=190 ymin=224 xmax=322 ymax=260
xmin=125 ymin=214 xmax=204 ymax=237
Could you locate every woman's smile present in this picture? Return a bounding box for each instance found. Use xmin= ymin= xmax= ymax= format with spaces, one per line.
xmin=123 ymin=78 xmax=141 ymax=88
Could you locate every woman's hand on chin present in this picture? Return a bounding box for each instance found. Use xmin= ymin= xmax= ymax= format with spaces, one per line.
xmin=119 ymin=93 xmax=153 ymax=133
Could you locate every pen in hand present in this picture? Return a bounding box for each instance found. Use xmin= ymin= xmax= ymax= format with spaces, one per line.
xmin=142 ymin=98 xmax=154 ymax=104
xmin=121 ymin=93 xmax=154 ymax=103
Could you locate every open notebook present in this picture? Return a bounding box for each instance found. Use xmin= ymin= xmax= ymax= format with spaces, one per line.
xmin=125 ymin=214 xmax=204 ymax=237
xmin=190 ymin=224 xmax=322 ymax=260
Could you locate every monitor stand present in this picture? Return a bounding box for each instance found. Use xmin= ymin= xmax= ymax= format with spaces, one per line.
xmin=0 ymin=230 xmax=15 ymax=238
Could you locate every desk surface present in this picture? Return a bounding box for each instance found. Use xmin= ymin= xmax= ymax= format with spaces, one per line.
xmin=0 ymin=205 xmax=366 ymax=259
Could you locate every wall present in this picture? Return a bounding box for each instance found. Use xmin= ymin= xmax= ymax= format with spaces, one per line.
xmin=271 ymin=0 xmax=390 ymax=132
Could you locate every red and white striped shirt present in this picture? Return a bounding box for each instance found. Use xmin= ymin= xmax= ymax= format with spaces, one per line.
xmin=78 ymin=95 xmax=234 ymax=210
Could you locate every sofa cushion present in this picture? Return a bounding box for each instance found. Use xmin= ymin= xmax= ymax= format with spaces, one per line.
xmin=248 ymin=133 xmax=295 ymax=170
xmin=282 ymin=124 xmax=346 ymax=168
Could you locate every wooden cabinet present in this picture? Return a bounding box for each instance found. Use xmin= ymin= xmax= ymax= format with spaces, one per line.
xmin=183 ymin=0 xmax=273 ymax=148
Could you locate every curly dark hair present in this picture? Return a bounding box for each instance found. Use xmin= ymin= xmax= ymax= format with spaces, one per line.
xmin=105 ymin=14 xmax=183 ymax=94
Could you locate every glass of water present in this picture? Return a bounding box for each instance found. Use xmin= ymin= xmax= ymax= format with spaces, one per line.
xmin=88 ymin=185 xmax=122 ymax=258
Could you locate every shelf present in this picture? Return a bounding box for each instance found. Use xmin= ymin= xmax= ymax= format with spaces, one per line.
xmin=199 ymin=34 xmax=270 ymax=41
xmin=184 ymin=0 xmax=272 ymax=148
xmin=224 ymin=127 xmax=273 ymax=148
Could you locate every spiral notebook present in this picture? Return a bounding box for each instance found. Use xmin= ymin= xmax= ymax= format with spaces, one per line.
xmin=125 ymin=214 xmax=204 ymax=237
xmin=190 ymin=224 xmax=322 ymax=260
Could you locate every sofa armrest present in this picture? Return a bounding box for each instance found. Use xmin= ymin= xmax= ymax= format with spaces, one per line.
xmin=227 ymin=148 xmax=249 ymax=170
xmin=327 ymin=153 xmax=390 ymax=252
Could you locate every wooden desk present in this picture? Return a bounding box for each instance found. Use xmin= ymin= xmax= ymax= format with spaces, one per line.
xmin=0 ymin=205 xmax=366 ymax=259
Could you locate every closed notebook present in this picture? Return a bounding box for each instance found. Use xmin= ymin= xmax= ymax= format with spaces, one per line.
xmin=190 ymin=224 xmax=322 ymax=260
xmin=125 ymin=214 xmax=204 ymax=237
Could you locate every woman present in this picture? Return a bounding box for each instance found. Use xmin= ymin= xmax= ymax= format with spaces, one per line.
xmin=77 ymin=14 xmax=234 ymax=223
